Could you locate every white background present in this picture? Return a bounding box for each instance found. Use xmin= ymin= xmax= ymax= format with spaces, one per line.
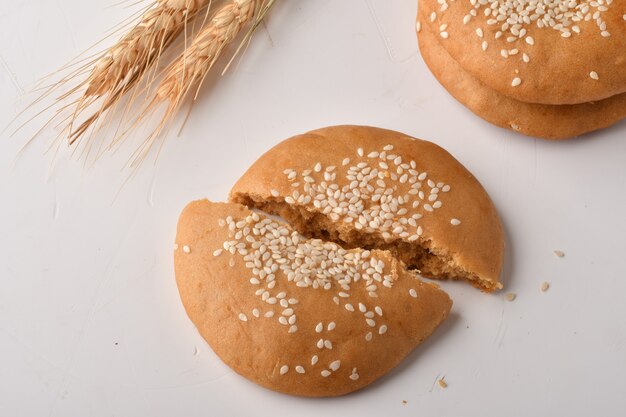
xmin=1 ymin=1 xmax=625 ymax=416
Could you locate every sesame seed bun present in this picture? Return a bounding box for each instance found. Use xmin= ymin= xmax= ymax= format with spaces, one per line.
xmin=230 ymin=126 xmax=504 ymax=292
xmin=174 ymin=200 xmax=452 ymax=397
xmin=418 ymin=19 xmax=626 ymax=139
xmin=418 ymin=0 xmax=626 ymax=105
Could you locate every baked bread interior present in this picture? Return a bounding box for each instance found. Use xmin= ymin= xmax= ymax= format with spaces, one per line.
xmin=231 ymin=126 xmax=504 ymax=292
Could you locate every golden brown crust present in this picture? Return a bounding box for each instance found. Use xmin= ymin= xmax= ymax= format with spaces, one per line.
xmin=417 ymin=19 xmax=626 ymax=139
xmin=229 ymin=126 xmax=504 ymax=291
xmin=418 ymin=0 xmax=626 ymax=105
xmin=175 ymin=200 xmax=452 ymax=397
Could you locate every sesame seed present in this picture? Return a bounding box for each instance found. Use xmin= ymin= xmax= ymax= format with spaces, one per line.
xmin=416 ymin=21 xmax=421 ymax=33
xmin=321 ymin=370 xmax=331 ymax=377
xmin=409 ymin=288 xmax=417 ymax=298
xmin=238 ymin=313 xmax=248 ymax=322
xmin=589 ymin=71 xmax=599 ymax=80
xmin=345 ymin=303 xmax=355 ymax=312
xmin=311 ymin=355 xmax=318 ymax=365
xmin=554 ymin=250 xmax=565 ymax=258
xmin=317 ymin=339 xmax=324 ymax=349
xmin=440 ymin=31 xmax=449 ymax=39
xmin=280 ymin=365 xmax=289 ymax=375
xmin=324 ymin=340 xmax=333 ymax=349
xmin=174 ymin=243 xmax=179 ymax=250
xmin=315 ymin=322 xmax=323 ymax=333
xmin=357 ymin=148 xmax=364 ymax=157
xmin=438 ymin=378 xmax=447 ymax=388
xmin=342 ymin=158 xmax=350 ymax=166
xmin=375 ymin=306 xmax=383 ymax=316
xmin=213 ymin=249 xmax=222 ymax=256
xmin=430 ymin=12 xmax=436 ymax=22
xmin=450 ymin=218 xmax=461 ymax=226
xmin=288 ymin=325 xmax=298 ymax=333
xmin=252 ymin=308 xmax=260 ymax=318
xmin=365 ymin=332 xmax=373 ymax=341
xmin=264 ymin=311 xmax=274 ymax=318
xmin=511 ymin=77 xmax=522 ymax=87
xmin=525 ymin=36 xmax=534 ymax=45
xmin=366 ymin=318 xmax=376 ymax=327
xmin=349 ymin=369 xmax=360 ymax=380
xmin=505 ymin=293 xmax=516 ymax=302
xmin=270 ymin=189 xmax=279 ymax=197
xmin=541 ymin=282 xmax=550 ymax=292
xmin=329 ymin=360 xmax=341 ymax=371
xmin=379 ymin=325 xmax=388 ymax=335
xmin=182 ymin=245 xmax=191 ymax=253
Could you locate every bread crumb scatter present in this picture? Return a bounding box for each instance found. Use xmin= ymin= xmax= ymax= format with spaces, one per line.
xmin=541 ymin=281 xmax=550 ymax=292
xmin=505 ymin=292 xmax=516 ymax=302
xmin=554 ymin=250 xmax=565 ymax=258
xmin=438 ymin=378 xmax=448 ymax=388
xmin=402 ymin=400 xmax=408 ymax=405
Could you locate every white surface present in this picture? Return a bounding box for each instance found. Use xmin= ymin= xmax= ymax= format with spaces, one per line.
xmin=1 ymin=1 xmax=625 ymax=416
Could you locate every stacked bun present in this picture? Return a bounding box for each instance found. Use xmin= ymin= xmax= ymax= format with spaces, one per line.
xmin=416 ymin=0 xmax=626 ymax=139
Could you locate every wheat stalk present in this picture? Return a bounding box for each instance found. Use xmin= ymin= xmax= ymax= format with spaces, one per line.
xmin=66 ymin=0 xmax=210 ymax=145
xmin=127 ymin=0 xmax=272 ymax=167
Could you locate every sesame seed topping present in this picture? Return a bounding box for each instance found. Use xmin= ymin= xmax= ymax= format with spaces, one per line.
xmin=317 ymin=339 xmax=324 ymax=349
xmin=213 ymin=249 xmax=222 ymax=256
xmin=238 ymin=313 xmax=248 ymax=322
xmin=589 ymin=71 xmax=599 ymax=80
xmin=324 ymin=340 xmax=333 ymax=349
xmin=349 ymin=368 xmax=360 ymax=380
xmin=270 ymin=189 xmax=279 ymax=197
xmin=280 ymin=365 xmax=289 ymax=375
xmin=183 ymin=245 xmax=191 ymax=253
xmin=311 ymin=355 xmax=318 ymax=365
xmin=541 ymin=281 xmax=550 ymax=292
xmin=440 ymin=31 xmax=449 ymax=39
xmin=174 ymin=243 xmax=179 ymax=250
xmin=315 ymin=322 xmax=323 ymax=333
xmin=357 ymin=148 xmax=364 ymax=157
xmin=365 ymin=332 xmax=373 ymax=341
xmin=379 ymin=325 xmax=388 ymax=335
xmin=345 ymin=303 xmax=355 ymax=312
xmin=409 ymin=288 xmax=417 ymax=298
xmin=252 ymin=308 xmax=260 ymax=318
xmin=416 ymin=21 xmax=422 ymax=33
xmin=329 ymin=360 xmax=341 ymax=371
xmin=321 ymin=370 xmax=331 ymax=377
xmin=511 ymin=77 xmax=522 ymax=87
xmin=375 ymin=306 xmax=383 ymax=316
xmin=296 ymin=366 xmax=305 ymax=374
xmin=450 ymin=218 xmax=461 ymax=226
xmin=327 ymin=322 xmax=336 ymax=331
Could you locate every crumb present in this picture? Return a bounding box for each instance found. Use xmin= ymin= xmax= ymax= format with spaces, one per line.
xmin=114 ymin=342 xmax=118 ymax=346
xmin=554 ymin=250 xmax=565 ymax=258
xmin=438 ymin=378 xmax=447 ymax=388
xmin=540 ymin=281 xmax=550 ymax=292
xmin=402 ymin=400 xmax=407 ymax=405
xmin=505 ymin=293 xmax=516 ymax=301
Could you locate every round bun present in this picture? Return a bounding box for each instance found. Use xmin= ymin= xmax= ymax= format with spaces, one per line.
xmin=418 ymin=19 xmax=626 ymax=139
xmin=230 ymin=125 xmax=504 ymax=292
xmin=418 ymin=0 xmax=626 ymax=105
xmin=175 ymin=200 xmax=452 ymax=397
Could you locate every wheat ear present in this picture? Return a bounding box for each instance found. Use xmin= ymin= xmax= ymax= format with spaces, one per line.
xmin=66 ymin=0 xmax=210 ymax=145
xmin=126 ymin=0 xmax=263 ymax=166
